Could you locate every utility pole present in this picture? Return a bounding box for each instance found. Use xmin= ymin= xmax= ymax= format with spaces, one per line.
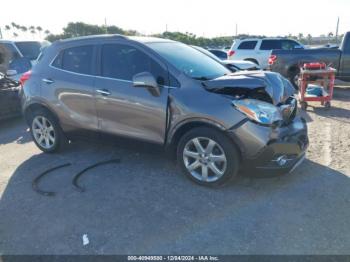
xmin=165 ymin=24 xmax=168 ymax=33
xmin=0 ymin=28 xmax=3 ymax=39
xmin=335 ymin=17 xmax=340 ymax=44
xmin=235 ymin=23 xmax=238 ymax=37
xmin=105 ymin=18 xmax=108 ymax=34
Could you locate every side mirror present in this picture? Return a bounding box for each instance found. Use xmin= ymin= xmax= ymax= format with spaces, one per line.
xmin=6 ymin=69 xmax=18 ymax=77
xmin=132 ymin=72 xmax=161 ymax=97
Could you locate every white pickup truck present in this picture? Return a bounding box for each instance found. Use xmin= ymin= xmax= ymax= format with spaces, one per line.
xmin=227 ymin=38 xmax=304 ymax=69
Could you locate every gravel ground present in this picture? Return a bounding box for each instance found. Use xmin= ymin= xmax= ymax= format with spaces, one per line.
xmin=0 ymin=87 xmax=350 ymax=255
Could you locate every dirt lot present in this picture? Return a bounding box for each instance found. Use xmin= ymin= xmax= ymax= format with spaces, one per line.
xmin=0 ymin=88 xmax=350 ymax=255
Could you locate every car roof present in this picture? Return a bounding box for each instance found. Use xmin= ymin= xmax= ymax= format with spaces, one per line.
xmin=0 ymin=39 xmax=44 ymax=43
xmin=237 ymin=38 xmax=295 ymax=41
xmin=55 ymin=34 xmax=174 ymax=45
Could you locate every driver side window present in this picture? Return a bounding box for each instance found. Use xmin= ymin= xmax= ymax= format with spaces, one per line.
xmin=101 ymin=44 xmax=168 ymax=86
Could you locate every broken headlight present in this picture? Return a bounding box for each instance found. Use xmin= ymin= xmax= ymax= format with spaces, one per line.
xmin=232 ymin=99 xmax=282 ymax=126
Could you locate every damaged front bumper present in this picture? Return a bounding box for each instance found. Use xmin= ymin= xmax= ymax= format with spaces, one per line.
xmin=228 ymin=116 xmax=309 ymax=176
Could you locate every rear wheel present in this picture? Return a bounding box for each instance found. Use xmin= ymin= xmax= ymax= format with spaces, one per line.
xmin=177 ymin=127 xmax=240 ymax=187
xmin=29 ymin=109 xmax=66 ymax=153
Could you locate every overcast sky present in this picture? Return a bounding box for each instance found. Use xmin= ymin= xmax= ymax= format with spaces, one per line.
xmin=1 ymin=0 xmax=349 ymax=38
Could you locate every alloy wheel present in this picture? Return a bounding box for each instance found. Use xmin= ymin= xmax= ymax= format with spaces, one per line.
xmin=183 ymin=137 xmax=227 ymax=183
xmin=32 ymin=116 xmax=56 ymax=149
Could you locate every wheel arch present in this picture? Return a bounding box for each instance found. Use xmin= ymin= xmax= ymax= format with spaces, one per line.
xmin=24 ymin=102 xmax=60 ymax=126
xmin=244 ymin=58 xmax=259 ymax=65
xmin=167 ymin=119 xmax=242 ymax=159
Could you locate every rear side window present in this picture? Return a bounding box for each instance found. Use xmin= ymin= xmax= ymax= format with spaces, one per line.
xmin=1 ymin=43 xmax=20 ymax=60
xmin=15 ymin=41 xmax=41 ymax=60
xmin=260 ymin=40 xmax=282 ymax=50
xmin=238 ymin=41 xmax=257 ymax=50
xmin=209 ymin=50 xmax=227 ymax=60
xmin=52 ymin=45 xmax=93 ymax=75
xmin=281 ymin=40 xmax=302 ymax=50
xmin=101 ymin=44 xmax=168 ymax=85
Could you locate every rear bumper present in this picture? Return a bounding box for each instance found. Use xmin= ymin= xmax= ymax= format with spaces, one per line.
xmin=228 ymin=116 xmax=308 ymax=175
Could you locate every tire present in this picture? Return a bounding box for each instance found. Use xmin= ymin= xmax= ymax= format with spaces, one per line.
xmin=29 ymin=108 xmax=67 ymax=153
xmin=325 ymin=101 xmax=331 ymax=109
xmin=289 ymin=69 xmax=300 ymax=90
xmin=300 ymin=101 xmax=308 ymax=110
xmin=177 ymin=127 xmax=240 ymax=187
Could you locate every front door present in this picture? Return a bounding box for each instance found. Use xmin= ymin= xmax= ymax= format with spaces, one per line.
xmin=94 ymin=43 xmax=169 ymax=144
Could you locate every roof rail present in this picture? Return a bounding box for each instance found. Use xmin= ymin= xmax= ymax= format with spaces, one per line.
xmin=56 ymin=34 xmax=128 ymax=43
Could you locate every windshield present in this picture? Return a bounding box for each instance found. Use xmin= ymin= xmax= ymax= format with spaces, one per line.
xmin=148 ymin=42 xmax=230 ymax=80
xmin=191 ymin=46 xmax=222 ymax=62
xmin=15 ymin=41 xmax=42 ymax=60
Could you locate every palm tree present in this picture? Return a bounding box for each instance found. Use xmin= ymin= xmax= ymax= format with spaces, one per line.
xmin=307 ymin=34 xmax=312 ymax=45
xmin=36 ymin=26 xmax=43 ymax=38
xmin=21 ymin=26 xmax=28 ymax=37
xmin=13 ymin=32 xmax=18 ymax=38
xmin=298 ymin=33 xmax=304 ymax=41
xmin=30 ymin=29 xmax=36 ymax=39
xmin=44 ymin=29 xmax=50 ymax=35
xmin=5 ymin=25 xmax=11 ymax=38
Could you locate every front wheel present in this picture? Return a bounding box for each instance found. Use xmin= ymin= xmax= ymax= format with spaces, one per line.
xmin=29 ymin=109 xmax=66 ymax=153
xmin=177 ymin=127 xmax=240 ymax=187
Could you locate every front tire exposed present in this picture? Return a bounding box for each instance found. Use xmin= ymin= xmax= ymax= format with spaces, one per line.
xmin=29 ymin=108 xmax=66 ymax=153
xmin=177 ymin=127 xmax=240 ymax=187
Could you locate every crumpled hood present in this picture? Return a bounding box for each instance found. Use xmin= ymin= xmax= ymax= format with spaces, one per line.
xmin=203 ymin=71 xmax=295 ymax=105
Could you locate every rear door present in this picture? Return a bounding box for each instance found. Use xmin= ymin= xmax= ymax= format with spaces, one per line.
xmin=94 ymin=42 xmax=169 ymax=144
xmin=235 ymin=40 xmax=258 ymax=62
xmin=43 ymin=45 xmax=98 ymax=132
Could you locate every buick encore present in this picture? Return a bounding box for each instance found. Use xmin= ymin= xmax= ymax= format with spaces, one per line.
xmin=20 ymin=35 xmax=308 ymax=186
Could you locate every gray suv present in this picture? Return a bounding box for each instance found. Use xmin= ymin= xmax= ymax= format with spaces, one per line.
xmin=20 ymin=35 xmax=308 ymax=186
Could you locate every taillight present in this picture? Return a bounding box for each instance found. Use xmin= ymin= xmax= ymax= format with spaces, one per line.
xmin=227 ymin=50 xmax=235 ymax=57
xmin=19 ymin=70 xmax=32 ymax=86
xmin=268 ymin=55 xmax=277 ymax=65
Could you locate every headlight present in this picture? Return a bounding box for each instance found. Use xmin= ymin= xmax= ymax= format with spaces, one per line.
xmin=232 ymin=99 xmax=282 ymax=125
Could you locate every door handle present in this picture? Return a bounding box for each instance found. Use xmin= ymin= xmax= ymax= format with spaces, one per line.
xmin=42 ymin=78 xmax=54 ymax=84
xmin=96 ymin=89 xmax=111 ymax=96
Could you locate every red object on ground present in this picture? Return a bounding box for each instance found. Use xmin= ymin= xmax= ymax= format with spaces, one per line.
xmin=298 ymin=63 xmax=336 ymax=109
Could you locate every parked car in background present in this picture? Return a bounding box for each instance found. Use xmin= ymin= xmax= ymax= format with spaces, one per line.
xmin=227 ymin=38 xmax=304 ymax=69
xmin=192 ymin=46 xmax=260 ymax=72
xmin=0 ymin=73 xmax=21 ymax=120
xmin=0 ymin=40 xmax=50 ymax=81
xmin=269 ymin=31 xmax=350 ymax=88
xmin=21 ymin=35 xmax=307 ymax=186
xmin=208 ymin=49 xmax=227 ymax=60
